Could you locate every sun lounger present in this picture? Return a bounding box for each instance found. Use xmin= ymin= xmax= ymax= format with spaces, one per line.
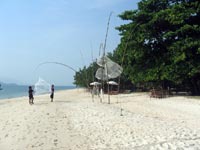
xmin=150 ymin=89 xmax=169 ymax=98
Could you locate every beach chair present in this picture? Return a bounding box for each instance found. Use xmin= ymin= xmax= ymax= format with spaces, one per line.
xmin=150 ymin=89 xmax=164 ymax=99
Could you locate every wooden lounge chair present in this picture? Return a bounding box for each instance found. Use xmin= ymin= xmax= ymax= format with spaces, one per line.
xmin=150 ymin=89 xmax=168 ymax=98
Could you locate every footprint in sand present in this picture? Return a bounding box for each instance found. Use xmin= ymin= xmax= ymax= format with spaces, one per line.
xmin=39 ymin=143 xmax=44 ymax=146
xmin=54 ymin=143 xmax=58 ymax=146
xmin=54 ymin=139 xmax=58 ymax=146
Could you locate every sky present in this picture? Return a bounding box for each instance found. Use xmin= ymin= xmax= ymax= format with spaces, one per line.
xmin=0 ymin=0 xmax=140 ymax=86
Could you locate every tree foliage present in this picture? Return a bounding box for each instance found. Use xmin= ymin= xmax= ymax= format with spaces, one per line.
xmin=115 ymin=0 xmax=200 ymax=94
xmin=73 ymin=62 xmax=99 ymax=88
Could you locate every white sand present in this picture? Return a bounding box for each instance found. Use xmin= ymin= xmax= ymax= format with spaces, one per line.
xmin=0 ymin=88 xmax=200 ymax=150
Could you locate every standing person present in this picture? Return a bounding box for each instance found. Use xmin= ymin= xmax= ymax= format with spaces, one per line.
xmin=50 ymin=84 xmax=54 ymax=102
xmin=28 ymin=86 xmax=34 ymax=105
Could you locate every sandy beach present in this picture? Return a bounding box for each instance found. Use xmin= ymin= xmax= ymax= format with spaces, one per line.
xmin=0 ymin=88 xmax=200 ymax=150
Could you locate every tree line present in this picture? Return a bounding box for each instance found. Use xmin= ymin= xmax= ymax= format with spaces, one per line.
xmin=74 ymin=0 xmax=200 ymax=95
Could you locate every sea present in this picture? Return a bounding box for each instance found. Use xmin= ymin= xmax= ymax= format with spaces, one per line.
xmin=0 ymin=84 xmax=76 ymax=100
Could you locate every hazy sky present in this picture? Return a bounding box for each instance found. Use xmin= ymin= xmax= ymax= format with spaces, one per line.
xmin=0 ymin=0 xmax=139 ymax=86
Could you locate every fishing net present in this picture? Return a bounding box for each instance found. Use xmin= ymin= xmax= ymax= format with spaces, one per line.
xmin=34 ymin=77 xmax=51 ymax=95
xmin=95 ymin=56 xmax=123 ymax=80
xmin=95 ymin=68 xmax=108 ymax=80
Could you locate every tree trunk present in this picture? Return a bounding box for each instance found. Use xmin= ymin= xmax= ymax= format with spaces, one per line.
xmin=190 ymin=78 xmax=200 ymax=95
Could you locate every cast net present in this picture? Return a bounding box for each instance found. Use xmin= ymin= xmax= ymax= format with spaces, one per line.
xmin=95 ymin=56 xmax=123 ymax=80
xmin=34 ymin=77 xmax=51 ymax=95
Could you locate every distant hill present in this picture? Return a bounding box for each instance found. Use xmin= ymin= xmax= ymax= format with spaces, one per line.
xmin=0 ymin=82 xmax=19 ymax=86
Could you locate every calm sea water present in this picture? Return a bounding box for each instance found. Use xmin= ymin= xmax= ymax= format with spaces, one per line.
xmin=0 ymin=84 xmax=76 ymax=100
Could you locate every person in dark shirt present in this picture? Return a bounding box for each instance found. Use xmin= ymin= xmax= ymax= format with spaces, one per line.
xmin=50 ymin=84 xmax=54 ymax=102
xmin=28 ymin=86 xmax=34 ymax=105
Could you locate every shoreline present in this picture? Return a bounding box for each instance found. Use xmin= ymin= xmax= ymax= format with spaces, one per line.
xmin=0 ymin=86 xmax=77 ymax=100
xmin=0 ymin=88 xmax=200 ymax=149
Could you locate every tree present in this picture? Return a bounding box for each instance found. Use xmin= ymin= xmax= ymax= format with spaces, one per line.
xmin=73 ymin=62 xmax=99 ymax=88
xmin=115 ymin=0 xmax=200 ymax=94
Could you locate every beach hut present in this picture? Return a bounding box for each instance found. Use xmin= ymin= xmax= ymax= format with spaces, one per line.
xmin=107 ymin=81 xmax=118 ymax=95
xmin=89 ymin=82 xmax=101 ymax=86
